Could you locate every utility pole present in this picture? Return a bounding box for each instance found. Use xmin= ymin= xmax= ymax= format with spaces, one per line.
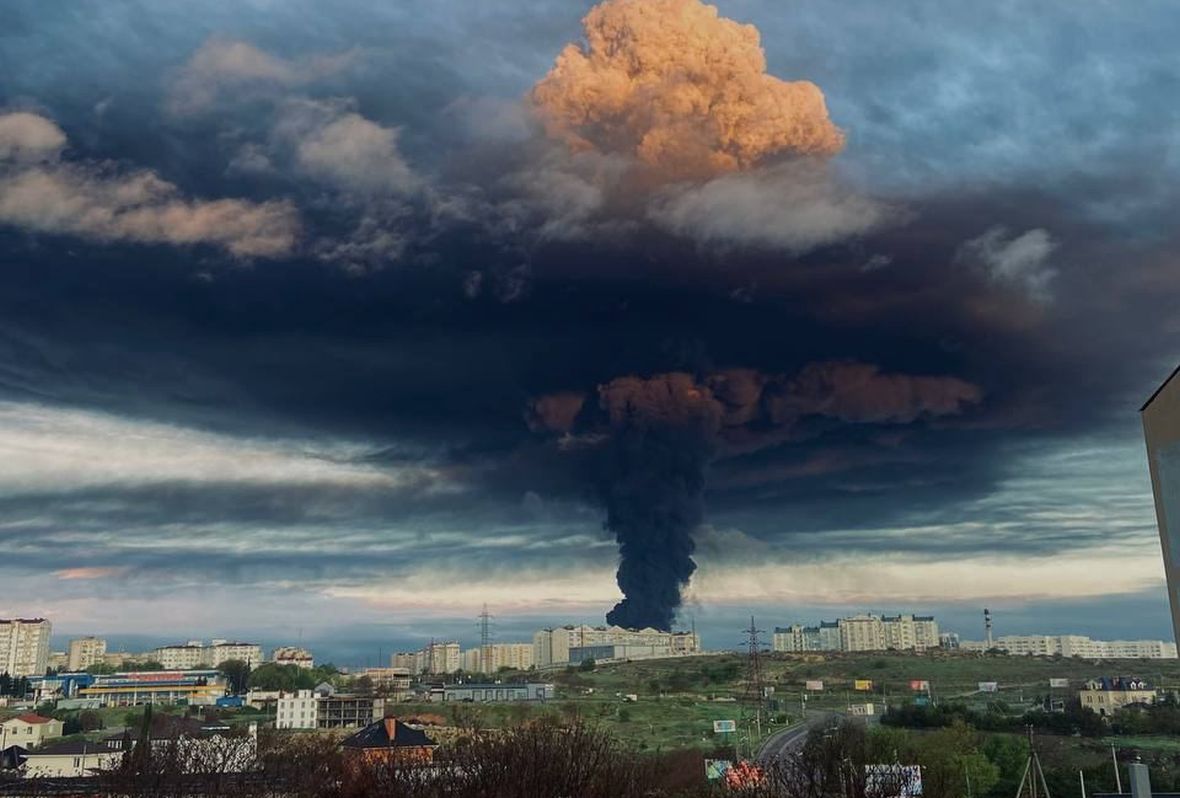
xmin=1111 ymin=744 xmax=1122 ymax=794
xmin=1014 ymin=726 xmax=1052 ymax=798
xmin=741 ymin=616 xmax=766 ymax=757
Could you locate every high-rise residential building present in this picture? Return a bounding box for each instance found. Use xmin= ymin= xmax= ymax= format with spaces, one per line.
xmin=67 ymin=637 xmax=107 ymax=671
xmin=0 ymin=618 xmax=52 ymax=676
xmin=839 ymin=615 xmax=886 ymax=652
xmin=152 ymin=644 xmax=209 ymax=670
xmin=463 ymin=643 xmax=536 ymax=673
xmin=772 ymin=613 xmax=940 ymax=653
xmin=208 ymin=641 xmax=263 ymax=669
xmin=152 ymin=640 xmax=263 ymax=670
xmin=1142 ymin=365 xmax=1180 ymax=645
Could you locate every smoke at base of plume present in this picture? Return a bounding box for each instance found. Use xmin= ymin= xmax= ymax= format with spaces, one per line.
xmin=530 ymin=0 xmax=844 ymax=182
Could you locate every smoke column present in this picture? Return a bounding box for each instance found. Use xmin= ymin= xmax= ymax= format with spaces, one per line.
xmin=597 ymin=374 xmax=722 ymax=630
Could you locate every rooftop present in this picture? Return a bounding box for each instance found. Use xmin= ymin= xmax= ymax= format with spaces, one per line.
xmin=341 ymin=718 xmax=436 ymax=750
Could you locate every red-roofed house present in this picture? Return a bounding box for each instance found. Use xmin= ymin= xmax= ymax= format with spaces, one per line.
xmin=0 ymin=714 xmax=64 ymax=749
xmin=340 ymin=717 xmax=437 ymax=767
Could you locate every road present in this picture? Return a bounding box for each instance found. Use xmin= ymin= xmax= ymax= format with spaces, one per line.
xmin=756 ymin=712 xmax=839 ymax=765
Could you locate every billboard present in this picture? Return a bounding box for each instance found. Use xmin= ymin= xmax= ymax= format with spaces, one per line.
xmin=978 ymin=681 xmax=998 ymax=693
xmin=1048 ymin=678 xmax=1069 ymax=688
xmin=805 ymin=680 xmax=824 ymax=691
xmin=713 ymin=719 xmax=737 ymax=734
xmin=704 ymin=759 xmax=733 ymax=780
xmin=866 ymin=764 xmax=923 ymax=797
xmin=909 ymin=680 xmax=929 ymax=691
xmin=854 ymin=679 xmax=873 ymax=691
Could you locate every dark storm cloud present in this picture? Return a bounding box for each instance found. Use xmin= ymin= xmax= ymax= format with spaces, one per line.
xmin=1 ymin=0 xmax=1178 ymax=630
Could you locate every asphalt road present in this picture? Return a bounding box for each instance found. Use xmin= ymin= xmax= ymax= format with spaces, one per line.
xmin=756 ymin=712 xmax=839 ymax=765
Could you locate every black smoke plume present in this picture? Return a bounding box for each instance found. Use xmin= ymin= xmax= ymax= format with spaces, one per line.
xmin=528 ymin=365 xmax=982 ymax=631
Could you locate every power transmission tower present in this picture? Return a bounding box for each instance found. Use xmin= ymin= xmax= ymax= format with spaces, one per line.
xmin=478 ymin=604 xmax=493 ymax=674
xmin=1013 ymin=726 xmax=1052 ymax=798
xmin=741 ymin=616 xmax=767 ymax=757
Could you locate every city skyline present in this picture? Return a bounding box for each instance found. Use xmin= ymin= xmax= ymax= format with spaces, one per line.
xmin=2 ymin=0 xmax=1180 ymax=647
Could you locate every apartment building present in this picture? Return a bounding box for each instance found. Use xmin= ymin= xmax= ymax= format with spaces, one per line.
xmin=67 ymin=637 xmax=107 ymax=672
xmin=0 ymin=618 xmax=52 ymax=677
xmin=463 ymin=643 xmax=536 ymax=673
xmin=390 ymin=641 xmax=462 ymax=675
xmin=275 ymin=689 xmax=319 ymax=730
xmin=271 ymin=646 xmax=314 ymax=669
xmin=533 ymin=625 xmax=700 ymax=667
xmin=960 ymin=635 xmax=1178 ymax=659
xmin=772 ymin=614 xmax=940 ymax=654
xmin=207 ymin=641 xmax=263 ymax=668
xmin=152 ymin=640 xmax=263 ymax=670
xmin=840 ymin=615 xmax=886 ymax=652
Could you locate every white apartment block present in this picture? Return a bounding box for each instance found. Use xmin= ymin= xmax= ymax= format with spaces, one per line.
xmin=840 ymin=615 xmax=886 ymax=652
xmin=0 ymin=619 xmax=52 ymax=677
xmin=67 ymin=637 xmax=107 ymax=672
xmin=208 ymin=641 xmax=263 ymax=668
xmin=390 ymin=641 xmax=461 ymax=675
xmin=960 ymin=635 xmax=1178 ymax=659
xmin=532 ymin=625 xmax=700 ymax=667
xmin=275 ymin=690 xmax=318 ymax=730
xmin=772 ymin=614 xmax=940 ymax=654
xmin=464 ymin=643 xmax=536 ymax=673
xmin=271 ymin=646 xmax=314 ymax=669
xmin=152 ymin=644 xmax=209 ymax=670
xmin=152 ymin=640 xmax=263 ymax=670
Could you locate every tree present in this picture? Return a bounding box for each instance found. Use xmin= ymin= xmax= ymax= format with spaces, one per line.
xmin=218 ymin=659 xmax=251 ymax=695
xmin=578 ymin=658 xmax=596 ymax=672
xmin=86 ymin=662 xmax=117 ymax=675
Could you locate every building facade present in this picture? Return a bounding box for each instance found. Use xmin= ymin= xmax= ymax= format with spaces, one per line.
xmin=772 ymin=614 xmax=939 ymax=653
xmin=442 ymin=683 xmax=554 ymax=702
xmin=533 ymin=625 xmax=700 ymax=667
xmin=275 ymin=690 xmax=318 ymax=729
xmin=208 ymin=641 xmax=263 ymax=669
xmin=959 ymin=635 xmax=1178 ymax=659
xmin=271 ymin=646 xmax=314 ymax=669
xmin=1142 ymin=366 xmax=1180 ymax=645
xmin=0 ymin=619 xmax=51 ymax=677
xmin=67 ymin=637 xmax=107 ymax=672
xmin=1079 ymin=677 xmax=1158 ymax=716
xmin=0 ymin=713 xmax=63 ymax=749
xmin=463 ymin=643 xmax=536 ymax=673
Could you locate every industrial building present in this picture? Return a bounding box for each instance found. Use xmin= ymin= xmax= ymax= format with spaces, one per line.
xmin=442 ymin=682 xmax=554 ymax=702
xmin=0 ymin=619 xmax=52 ymax=677
xmin=1142 ymin=365 xmax=1180 ymax=646
xmin=76 ymin=670 xmax=226 ymax=707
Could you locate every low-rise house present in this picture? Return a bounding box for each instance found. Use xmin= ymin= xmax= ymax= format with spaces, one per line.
xmin=1079 ymin=677 xmax=1157 ymax=716
xmin=145 ymin=716 xmax=257 ymax=774
xmin=0 ymin=713 xmax=64 ymax=749
xmin=21 ymin=736 xmax=129 ymax=778
xmin=341 ymin=717 xmax=436 ymax=766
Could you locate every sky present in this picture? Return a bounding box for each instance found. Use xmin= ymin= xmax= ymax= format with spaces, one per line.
xmin=2 ymin=0 xmax=1179 ymax=663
